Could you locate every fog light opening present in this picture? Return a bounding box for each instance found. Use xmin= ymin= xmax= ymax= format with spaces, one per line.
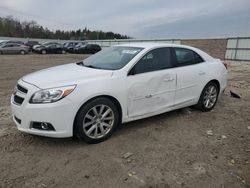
xmin=30 ymin=122 xmax=55 ymax=131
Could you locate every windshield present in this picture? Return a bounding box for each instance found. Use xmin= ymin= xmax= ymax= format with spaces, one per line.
xmin=78 ymin=46 xmax=143 ymax=70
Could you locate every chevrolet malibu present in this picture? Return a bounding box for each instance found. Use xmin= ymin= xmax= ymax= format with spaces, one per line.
xmin=11 ymin=43 xmax=227 ymax=143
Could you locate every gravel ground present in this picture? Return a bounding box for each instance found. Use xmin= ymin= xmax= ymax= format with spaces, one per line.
xmin=0 ymin=54 xmax=249 ymax=188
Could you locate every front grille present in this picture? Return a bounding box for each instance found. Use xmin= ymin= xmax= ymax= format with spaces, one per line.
xmin=14 ymin=95 xmax=24 ymax=105
xmin=17 ymin=84 xmax=28 ymax=94
xmin=13 ymin=83 xmax=28 ymax=105
xmin=14 ymin=116 xmax=21 ymax=124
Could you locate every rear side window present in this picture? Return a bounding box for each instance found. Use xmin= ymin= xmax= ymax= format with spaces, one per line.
xmin=48 ymin=45 xmax=56 ymax=48
xmin=131 ymin=47 xmax=172 ymax=75
xmin=174 ymin=48 xmax=203 ymax=66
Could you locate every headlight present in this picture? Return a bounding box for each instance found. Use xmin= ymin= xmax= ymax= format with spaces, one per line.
xmin=30 ymin=85 xmax=76 ymax=104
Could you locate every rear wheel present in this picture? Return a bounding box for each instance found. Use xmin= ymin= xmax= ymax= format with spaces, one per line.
xmin=41 ymin=50 xmax=46 ymax=54
xmin=0 ymin=51 xmax=2 ymax=55
xmin=20 ymin=50 xmax=25 ymax=55
xmin=74 ymin=97 xmax=119 ymax=144
xmin=195 ymin=82 xmax=219 ymax=112
xmin=62 ymin=50 xmax=66 ymax=54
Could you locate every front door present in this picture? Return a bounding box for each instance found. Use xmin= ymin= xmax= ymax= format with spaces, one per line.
xmin=127 ymin=47 xmax=176 ymax=118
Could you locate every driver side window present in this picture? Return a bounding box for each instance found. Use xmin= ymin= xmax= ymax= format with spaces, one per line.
xmin=129 ymin=47 xmax=172 ymax=75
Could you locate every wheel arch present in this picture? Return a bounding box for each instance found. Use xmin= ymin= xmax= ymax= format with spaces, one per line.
xmin=207 ymin=79 xmax=220 ymax=93
xmin=194 ymin=79 xmax=221 ymax=111
xmin=73 ymin=95 xmax=123 ymax=134
xmin=20 ymin=49 xmax=25 ymax=54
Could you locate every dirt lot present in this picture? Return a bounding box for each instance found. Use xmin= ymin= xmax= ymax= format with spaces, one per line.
xmin=0 ymin=54 xmax=249 ymax=188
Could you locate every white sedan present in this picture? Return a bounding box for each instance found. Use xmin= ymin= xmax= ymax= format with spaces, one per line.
xmin=11 ymin=43 xmax=227 ymax=143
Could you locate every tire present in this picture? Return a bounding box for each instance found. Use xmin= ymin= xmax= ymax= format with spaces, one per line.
xmin=0 ymin=51 xmax=2 ymax=55
xmin=41 ymin=50 xmax=46 ymax=54
xmin=62 ymin=50 xmax=66 ymax=54
xmin=74 ymin=97 xmax=119 ymax=144
xmin=195 ymin=82 xmax=219 ymax=112
xmin=20 ymin=50 xmax=25 ymax=55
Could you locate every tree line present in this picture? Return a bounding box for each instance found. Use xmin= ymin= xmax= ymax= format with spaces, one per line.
xmin=0 ymin=16 xmax=130 ymax=40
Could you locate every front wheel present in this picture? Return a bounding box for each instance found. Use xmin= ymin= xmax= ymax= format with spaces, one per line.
xmin=74 ymin=97 xmax=119 ymax=144
xmin=195 ymin=82 xmax=219 ymax=112
xmin=20 ymin=50 xmax=25 ymax=55
xmin=41 ymin=50 xmax=46 ymax=54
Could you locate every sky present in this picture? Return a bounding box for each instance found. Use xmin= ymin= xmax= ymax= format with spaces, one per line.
xmin=0 ymin=0 xmax=249 ymax=39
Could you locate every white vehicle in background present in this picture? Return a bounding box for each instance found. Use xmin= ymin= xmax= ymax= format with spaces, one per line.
xmin=11 ymin=43 xmax=227 ymax=143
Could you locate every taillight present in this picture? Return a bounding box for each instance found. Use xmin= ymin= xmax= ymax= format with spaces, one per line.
xmin=223 ymin=63 xmax=228 ymax=69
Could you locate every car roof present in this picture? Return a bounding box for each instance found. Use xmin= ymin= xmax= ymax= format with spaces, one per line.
xmin=116 ymin=42 xmax=214 ymax=61
xmin=116 ymin=42 xmax=190 ymax=49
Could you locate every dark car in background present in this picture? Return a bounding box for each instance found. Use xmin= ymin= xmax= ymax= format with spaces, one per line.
xmin=65 ymin=42 xmax=87 ymax=53
xmin=33 ymin=43 xmax=65 ymax=54
xmin=24 ymin=41 xmax=39 ymax=51
xmin=32 ymin=42 xmax=61 ymax=51
xmin=0 ymin=43 xmax=29 ymax=55
xmin=74 ymin=44 xmax=101 ymax=54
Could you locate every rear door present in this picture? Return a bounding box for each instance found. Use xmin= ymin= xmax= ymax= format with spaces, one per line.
xmin=127 ymin=47 xmax=176 ymax=117
xmin=85 ymin=45 xmax=92 ymax=54
xmin=172 ymin=47 xmax=207 ymax=106
xmin=47 ymin=44 xmax=56 ymax=53
xmin=55 ymin=44 xmax=62 ymax=53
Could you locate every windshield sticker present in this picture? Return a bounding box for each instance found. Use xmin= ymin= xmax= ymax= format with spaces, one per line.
xmin=122 ymin=50 xmax=139 ymax=55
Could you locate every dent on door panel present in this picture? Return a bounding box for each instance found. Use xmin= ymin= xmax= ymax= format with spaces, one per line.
xmin=128 ymin=74 xmax=175 ymax=117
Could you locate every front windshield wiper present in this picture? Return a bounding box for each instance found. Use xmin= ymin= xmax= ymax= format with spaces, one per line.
xmin=76 ymin=61 xmax=101 ymax=69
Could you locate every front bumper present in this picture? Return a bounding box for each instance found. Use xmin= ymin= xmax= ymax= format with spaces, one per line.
xmin=11 ymin=80 xmax=75 ymax=138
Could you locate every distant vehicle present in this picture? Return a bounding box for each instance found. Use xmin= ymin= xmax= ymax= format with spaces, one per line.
xmin=74 ymin=44 xmax=101 ymax=54
xmin=11 ymin=43 xmax=227 ymax=143
xmin=65 ymin=42 xmax=87 ymax=53
xmin=33 ymin=43 xmax=65 ymax=54
xmin=24 ymin=41 xmax=39 ymax=50
xmin=0 ymin=43 xmax=29 ymax=55
xmin=0 ymin=40 xmax=24 ymax=46
xmin=32 ymin=42 xmax=61 ymax=51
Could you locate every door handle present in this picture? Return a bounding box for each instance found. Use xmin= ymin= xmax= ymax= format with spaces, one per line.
xmin=198 ymin=71 xmax=205 ymax=75
xmin=163 ymin=78 xmax=174 ymax=82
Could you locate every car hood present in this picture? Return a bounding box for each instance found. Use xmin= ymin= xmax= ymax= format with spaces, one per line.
xmin=22 ymin=63 xmax=113 ymax=88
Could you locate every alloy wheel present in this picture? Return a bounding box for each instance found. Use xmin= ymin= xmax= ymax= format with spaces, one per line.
xmin=203 ymin=85 xmax=217 ymax=109
xmin=83 ymin=105 xmax=114 ymax=139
